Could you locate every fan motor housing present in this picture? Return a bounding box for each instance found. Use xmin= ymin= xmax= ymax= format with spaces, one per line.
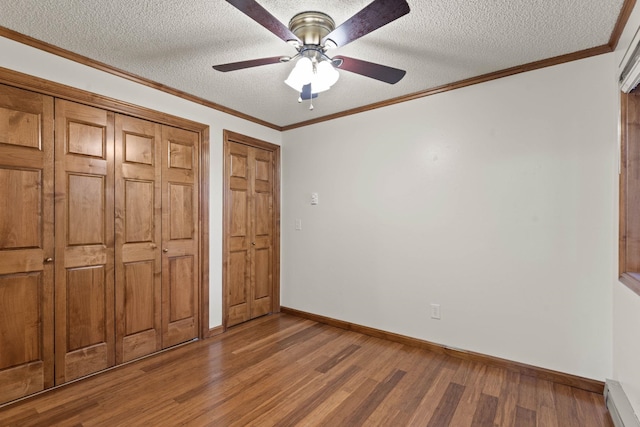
xmin=289 ymin=11 xmax=335 ymax=46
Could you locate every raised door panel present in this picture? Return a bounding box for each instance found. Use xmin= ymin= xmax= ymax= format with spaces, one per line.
xmin=122 ymin=261 xmax=157 ymax=361
xmin=124 ymin=180 xmax=155 ymax=243
xmin=168 ymin=255 xmax=195 ymax=324
xmin=115 ymin=114 xmax=162 ymax=363
xmin=0 ymin=274 xmax=46 ymax=403
xmin=227 ymin=249 xmax=250 ymax=326
xmin=54 ymin=99 xmax=114 ymax=384
xmin=162 ymin=125 xmax=199 ymax=348
xmin=169 ymin=183 xmax=194 ymax=240
xmin=0 ymin=107 xmax=40 ymax=149
xmin=0 ymin=169 xmax=41 ymax=249
xmin=67 ymin=174 xmax=105 ymax=245
xmin=230 ymin=189 xmax=248 ymax=237
xmin=0 ymin=84 xmax=54 ymax=405
xmin=64 ymin=266 xmax=110 ymax=381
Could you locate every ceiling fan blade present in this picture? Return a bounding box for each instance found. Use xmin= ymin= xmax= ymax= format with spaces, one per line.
xmin=322 ymin=0 xmax=410 ymax=48
xmin=333 ymin=56 xmax=406 ymax=84
xmin=213 ymin=56 xmax=284 ymax=72
xmin=226 ymin=0 xmax=300 ymax=43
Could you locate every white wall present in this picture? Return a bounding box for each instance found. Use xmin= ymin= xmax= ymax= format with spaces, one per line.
xmin=0 ymin=35 xmax=282 ymax=329
xmin=282 ymin=53 xmax=618 ymax=380
xmin=613 ymin=2 xmax=640 ymax=417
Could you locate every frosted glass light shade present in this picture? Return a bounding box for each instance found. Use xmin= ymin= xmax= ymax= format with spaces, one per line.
xmin=284 ymin=57 xmax=312 ymax=92
xmin=315 ymin=61 xmax=339 ymax=88
xmin=285 ymin=57 xmax=340 ymax=94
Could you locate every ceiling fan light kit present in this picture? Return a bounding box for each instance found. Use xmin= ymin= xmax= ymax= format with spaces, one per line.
xmin=284 ymin=57 xmax=339 ymax=94
xmin=213 ymin=0 xmax=411 ymax=108
xmin=283 ymin=11 xmax=341 ymax=100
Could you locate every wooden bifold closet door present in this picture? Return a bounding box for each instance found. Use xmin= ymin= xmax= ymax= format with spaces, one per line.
xmin=114 ymin=115 xmax=163 ymax=363
xmin=224 ymin=136 xmax=277 ymax=327
xmin=0 ymin=84 xmax=201 ymax=404
xmin=0 ymin=84 xmax=55 ymax=402
xmin=114 ymin=115 xmax=200 ymax=363
xmin=160 ymin=125 xmax=200 ymax=348
xmin=54 ymin=99 xmax=116 ymax=384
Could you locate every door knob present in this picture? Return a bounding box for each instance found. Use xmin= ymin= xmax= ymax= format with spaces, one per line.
xmin=251 ymin=242 xmax=256 ymax=246
xmin=150 ymin=243 xmax=157 ymax=249
xmin=163 ymin=248 xmax=169 ymax=253
xmin=44 ymin=257 xmax=53 ymax=263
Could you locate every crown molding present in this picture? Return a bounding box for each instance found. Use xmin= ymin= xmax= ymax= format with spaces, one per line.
xmin=609 ymin=0 xmax=637 ymax=50
xmin=0 ymin=26 xmax=282 ymax=131
xmin=282 ymin=44 xmax=612 ymax=130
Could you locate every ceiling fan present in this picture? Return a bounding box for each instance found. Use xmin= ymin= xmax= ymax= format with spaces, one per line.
xmin=213 ymin=0 xmax=411 ymax=106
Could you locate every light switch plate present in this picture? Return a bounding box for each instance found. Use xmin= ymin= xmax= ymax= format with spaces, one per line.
xmin=430 ymin=304 xmax=441 ymax=320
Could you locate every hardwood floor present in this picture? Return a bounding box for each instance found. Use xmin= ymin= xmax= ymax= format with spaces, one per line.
xmin=0 ymin=313 xmax=613 ymax=426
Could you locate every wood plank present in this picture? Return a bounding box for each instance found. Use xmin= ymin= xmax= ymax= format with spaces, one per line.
xmin=536 ymin=377 xmax=560 ymax=427
xmin=315 ymin=344 xmax=361 ymax=374
xmin=517 ymin=374 xmax=539 ymax=411
xmin=553 ymin=383 xmax=580 ymax=426
xmin=515 ymin=405 xmax=537 ymax=427
xmin=330 ymin=369 xmax=406 ymax=425
xmin=470 ymin=393 xmax=498 ymax=427
xmin=406 ymin=363 xmax=459 ymax=424
xmin=448 ymin=362 xmax=489 ymax=425
xmin=573 ymin=386 xmax=615 ymax=427
xmin=495 ymin=370 xmax=521 ymax=425
xmin=427 ymin=382 xmax=466 ymax=426
xmin=378 ymin=352 xmax=447 ymax=425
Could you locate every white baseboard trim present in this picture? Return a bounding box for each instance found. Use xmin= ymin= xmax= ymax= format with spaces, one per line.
xmin=605 ymin=380 xmax=640 ymax=427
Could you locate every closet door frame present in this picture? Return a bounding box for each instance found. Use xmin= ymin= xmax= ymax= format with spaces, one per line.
xmin=0 ymin=67 xmax=213 ymax=339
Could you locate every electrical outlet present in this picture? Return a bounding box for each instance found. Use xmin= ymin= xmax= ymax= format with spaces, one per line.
xmin=430 ymin=303 xmax=441 ymax=320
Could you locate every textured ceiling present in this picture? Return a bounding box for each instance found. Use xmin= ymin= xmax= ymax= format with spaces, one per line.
xmin=0 ymin=0 xmax=626 ymax=127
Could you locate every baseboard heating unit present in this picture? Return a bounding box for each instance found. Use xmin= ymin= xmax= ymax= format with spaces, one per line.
xmin=605 ymin=380 xmax=640 ymax=427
